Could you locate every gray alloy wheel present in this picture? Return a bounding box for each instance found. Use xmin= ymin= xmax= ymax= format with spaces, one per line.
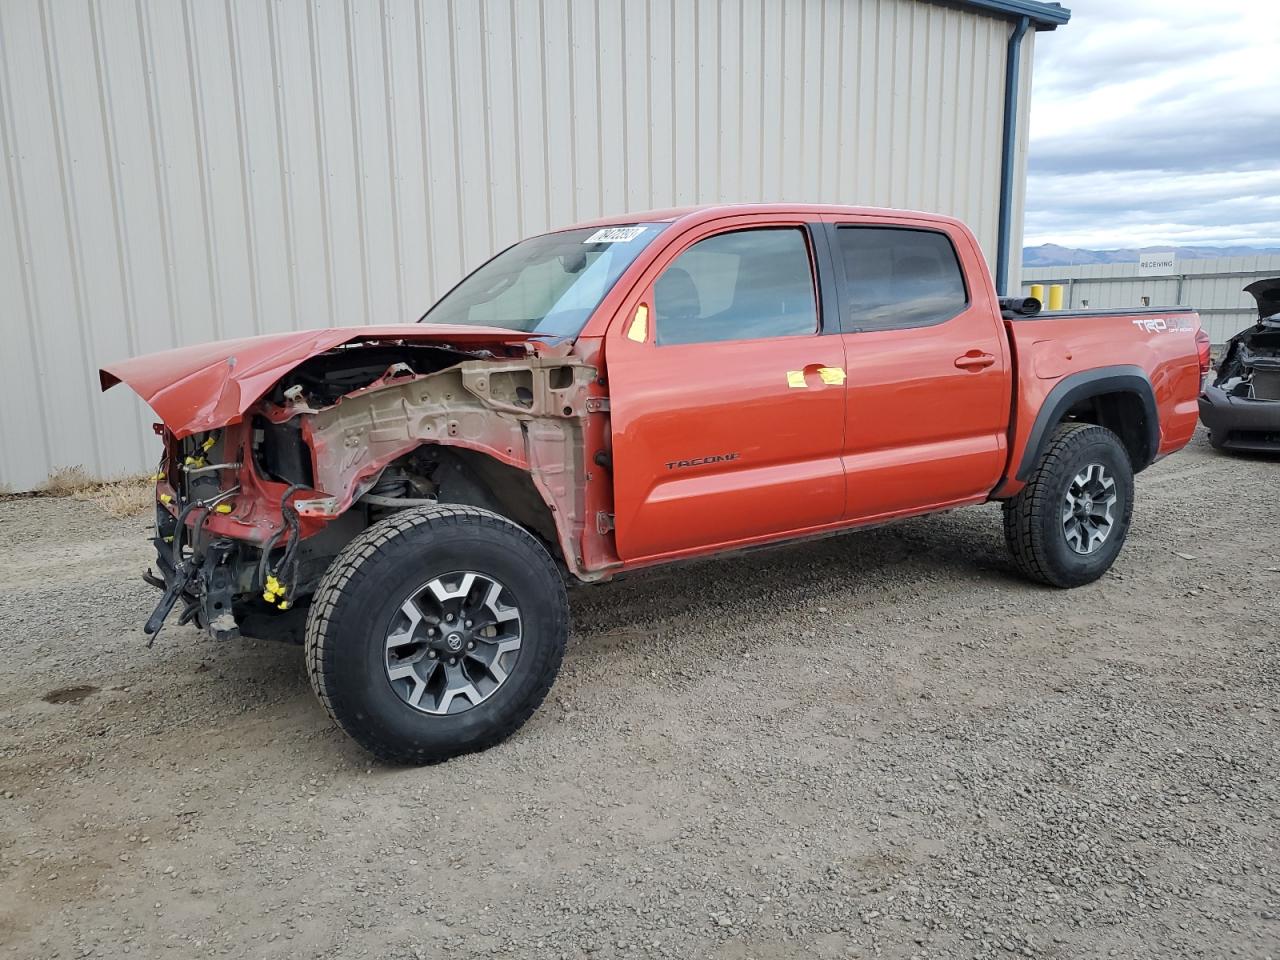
xmin=1002 ymin=422 xmax=1134 ymax=588
xmin=384 ymin=571 xmax=522 ymax=715
xmin=1061 ymin=463 xmax=1118 ymax=555
xmin=306 ymin=504 xmax=567 ymax=764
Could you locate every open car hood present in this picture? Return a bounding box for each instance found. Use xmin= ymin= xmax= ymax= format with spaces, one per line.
xmin=100 ymin=324 xmax=545 ymax=437
xmin=1244 ymin=278 xmax=1280 ymax=322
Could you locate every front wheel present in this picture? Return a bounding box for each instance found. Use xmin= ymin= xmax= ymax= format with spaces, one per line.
xmin=304 ymin=505 xmax=568 ymax=764
xmin=1002 ymin=423 xmax=1135 ymax=588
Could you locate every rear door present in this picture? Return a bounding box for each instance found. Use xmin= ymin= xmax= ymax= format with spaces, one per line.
xmin=604 ymin=219 xmax=847 ymax=561
xmin=824 ymin=218 xmax=1011 ymax=519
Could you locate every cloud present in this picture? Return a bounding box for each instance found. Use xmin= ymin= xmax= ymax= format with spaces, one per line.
xmin=1025 ymin=0 xmax=1280 ymax=249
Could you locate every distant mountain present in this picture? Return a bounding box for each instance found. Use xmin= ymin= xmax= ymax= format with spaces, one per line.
xmin=1023 ymin=244 xmax=1280 ymax=268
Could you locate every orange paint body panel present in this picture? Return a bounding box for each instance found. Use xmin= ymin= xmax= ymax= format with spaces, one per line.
xmin=608 ymin=333 xmax=848 ymax=560
xmin=602 ymin=211 xmax=848 ymax=561
xmin=101 ymin=203 xmax=1205 ymax=584
xmin=580 ymin=205 xmax=1202 ymax=574
xmin=99 ymin=324 xmax=543 ymax=438
xmin=1001 ymin=314 xmax=1203 ymax=489
xmin=821 ymin=212 xmax=1011 ymax=519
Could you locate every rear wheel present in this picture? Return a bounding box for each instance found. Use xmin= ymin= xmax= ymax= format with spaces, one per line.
xmin=1002 ymin=423 xmax=1135 ymax=587
xmin=305 ymin=504 xmax=567 ymax=764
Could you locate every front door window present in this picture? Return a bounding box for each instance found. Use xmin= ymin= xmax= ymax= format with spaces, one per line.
xmin=653 ymin=228 xmax=818 ymax=345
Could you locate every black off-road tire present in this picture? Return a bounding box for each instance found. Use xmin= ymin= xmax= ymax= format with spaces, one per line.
xmin=1002 ymin=422 xmax=1135 ymax=588
xmin=304 ymin=504 xmax=568 ymax=764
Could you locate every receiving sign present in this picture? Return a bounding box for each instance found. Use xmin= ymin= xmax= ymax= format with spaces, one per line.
xmin=1138 ymin=253 xmax=1176 ymax=275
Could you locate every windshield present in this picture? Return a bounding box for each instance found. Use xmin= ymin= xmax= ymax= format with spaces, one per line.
xmin=420 ymin=224 xmax=666 ymax=337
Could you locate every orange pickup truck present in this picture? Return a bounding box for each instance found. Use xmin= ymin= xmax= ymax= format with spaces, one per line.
xmin=102 ymin=204 xmax=1208 ymax=763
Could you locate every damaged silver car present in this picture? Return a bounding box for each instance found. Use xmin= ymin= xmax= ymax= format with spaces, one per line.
xmin=1199 ymin=278 xmax=1280 ymax=453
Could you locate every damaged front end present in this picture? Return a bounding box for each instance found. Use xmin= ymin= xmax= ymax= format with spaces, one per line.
xmin=1199 ymin=278 xmax=1280 ymax=452
xmin=104 ymin=327 xmax=597 ymax=644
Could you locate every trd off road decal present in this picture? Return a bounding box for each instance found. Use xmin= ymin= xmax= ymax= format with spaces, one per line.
xmin=1131 ymin=316 xmax=1195 ymax=333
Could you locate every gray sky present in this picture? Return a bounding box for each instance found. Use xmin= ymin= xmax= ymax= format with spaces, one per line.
xmin=1026 ymin=0 xmax=1280 ymax=249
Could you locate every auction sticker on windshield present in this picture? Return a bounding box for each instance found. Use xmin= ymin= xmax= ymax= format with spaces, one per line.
xmin=583 ymin=226 xmax=646 ymax=243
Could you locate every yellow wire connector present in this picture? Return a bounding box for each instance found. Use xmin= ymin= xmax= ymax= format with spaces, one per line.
xmin=262 ymin=574 xmax=290 ymax=608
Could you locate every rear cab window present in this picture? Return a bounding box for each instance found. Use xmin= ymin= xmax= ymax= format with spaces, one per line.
xmin=833 ymin=226 xmax=968 ymax=331
xmin=653 ymin=227 xmax=819 ymax=345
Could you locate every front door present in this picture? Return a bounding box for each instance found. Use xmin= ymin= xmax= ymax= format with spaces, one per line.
xmin=826 ymin=220 xmax=1011 ymax=519
xmin=605 ymin=222 xmax=847 ymax=562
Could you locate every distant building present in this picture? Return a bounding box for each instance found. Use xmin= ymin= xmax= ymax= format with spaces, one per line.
xmin=1 ymin=0 xmax=1069 ymax=489
xmin=1022 ymin=254 xmax=1280 ymax=344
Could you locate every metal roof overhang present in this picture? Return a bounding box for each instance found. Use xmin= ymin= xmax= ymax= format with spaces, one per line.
xmin=964 ymin=1 xmax=1072 ymax=290
xmin=955 ymin=0 xmax=1071 ymax=30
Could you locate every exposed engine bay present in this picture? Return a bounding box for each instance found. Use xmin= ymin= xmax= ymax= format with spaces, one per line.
xmin=1198 ymin=278 xmax=1280 ymax=453
xmin=1213 ymin=313 xmax=1280 ymax=399
xmin=132 ymin=333 xmax=596 ymax=645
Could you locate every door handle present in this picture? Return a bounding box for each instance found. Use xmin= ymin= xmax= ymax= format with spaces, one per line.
xmin=788 ymin=364 xmax=846 ymax=387
xmin=954 ymin=351 xmax=995 ymax=370
xmin=808 ymin=363 xmax=846 ymax=385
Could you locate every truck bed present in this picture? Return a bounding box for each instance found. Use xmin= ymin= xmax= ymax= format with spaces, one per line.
xmin=1020 ymin=306 xmax=1198 ymax=320
xmin=1000 ymin=305 xmax=1203 ymax=494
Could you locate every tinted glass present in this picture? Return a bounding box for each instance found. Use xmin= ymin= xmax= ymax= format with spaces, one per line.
xmin=835 ymin=227 xmax=968 ymax=329
xmin=422 ymin=224 xmax=665 ymax=337
xmin=654 ymin=228 xmax=817 ymax=345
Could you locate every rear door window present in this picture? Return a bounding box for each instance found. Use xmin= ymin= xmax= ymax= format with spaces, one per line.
xmin=654 ymin=228 xmax=818 ymax=345
xmin=834 ymin=227 xmax=968 ymax=330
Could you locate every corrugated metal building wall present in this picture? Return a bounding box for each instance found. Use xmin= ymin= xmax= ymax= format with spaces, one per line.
xmin=1023 ymin=255 xmax=1280 ymax=345
xmin=0 ymin=0 xmax=1037 ymax=491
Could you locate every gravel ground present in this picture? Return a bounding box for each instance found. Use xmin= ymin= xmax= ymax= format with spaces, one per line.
xmin=1 ymin=428 xmax=1277 ymax=960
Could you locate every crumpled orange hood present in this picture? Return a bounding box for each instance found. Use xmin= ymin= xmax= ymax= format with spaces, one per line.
xmin=100 ymin=324 xmax=543 ymax=437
